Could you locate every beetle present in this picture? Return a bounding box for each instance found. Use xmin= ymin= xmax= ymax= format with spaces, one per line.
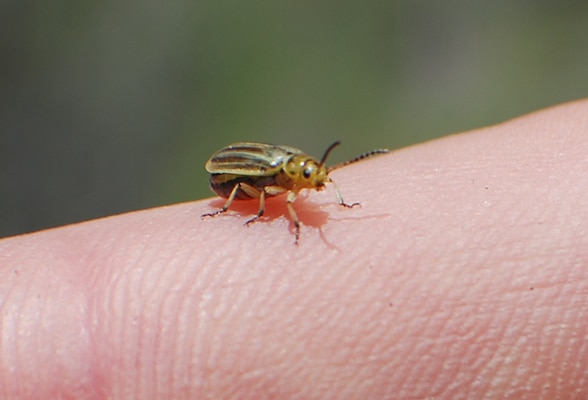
xmin=201 ymin=141 xmax=389 ymax=244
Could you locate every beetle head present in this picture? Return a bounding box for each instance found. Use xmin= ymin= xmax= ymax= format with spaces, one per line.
xmin=283 ymin=155 xmax=328 ymax=190
xmin=283 ymin=142 xmax=339 ymax=190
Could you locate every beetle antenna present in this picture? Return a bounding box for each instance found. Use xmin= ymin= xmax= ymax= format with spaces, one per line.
xmin=319 ymin=141 xmax=341 ymax=167
xmin=328 ymin=148 xmax=390 ymax=172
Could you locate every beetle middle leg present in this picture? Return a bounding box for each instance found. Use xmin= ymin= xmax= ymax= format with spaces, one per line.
xmin=244 ymin=185 xmax=287 ymax=226
xmin=244 ymin=189 xmax=265 ymax=226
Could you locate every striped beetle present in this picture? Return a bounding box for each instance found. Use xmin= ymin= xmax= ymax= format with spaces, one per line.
xmin=201 ymin=141 xmax=389 ymax=244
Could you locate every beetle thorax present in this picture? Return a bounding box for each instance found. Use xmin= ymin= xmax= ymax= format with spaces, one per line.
xmin=277 ymin=154 xmax=329 ymax=191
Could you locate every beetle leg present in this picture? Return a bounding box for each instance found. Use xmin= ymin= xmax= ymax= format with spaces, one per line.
xmin=330 ymin=180 xmax=360 ymax=208
xmin=244 ymin=185 xmax=286 ymax=226
xmin=201 ymin=182 xmax=243 ymax=218
xmin=264 ymin=185 xmax=288 ymax=196
xmin=220 ymin=182 xmax=264 ymax=225
xmin=202 ymin=182 xmax=265 ymax=219
xmin=245 ymin=189 xmax=265 ymax=226
xmin=285 ymin=190 xmax=300 ymax=244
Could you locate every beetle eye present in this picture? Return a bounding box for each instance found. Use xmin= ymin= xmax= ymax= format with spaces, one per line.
xmin=303 ymin=167 xmax=312 ymax=179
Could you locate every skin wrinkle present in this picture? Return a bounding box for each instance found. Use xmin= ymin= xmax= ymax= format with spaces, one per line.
xmin=188 ymin=290 xmax=214 ymax=396
xmin=156 ymin=246 xmax=202 ymax=395
xmin=168 ymin=261 xmax=203 ymax=395
xmin=140 ymin=219 xmax=194 ymax=395
xmin=95 ymin=218 xmax=166 ymax=398
xmin=138 ymin=247 xmax=189 ymax=398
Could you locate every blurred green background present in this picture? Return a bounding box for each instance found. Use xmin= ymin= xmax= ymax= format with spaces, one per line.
xmin=1 ymin=1 xmax=587 ymax=237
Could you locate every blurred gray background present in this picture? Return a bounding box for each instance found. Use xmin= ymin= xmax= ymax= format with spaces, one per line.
xmin=1 ymin=1 xmax=587 ymax=238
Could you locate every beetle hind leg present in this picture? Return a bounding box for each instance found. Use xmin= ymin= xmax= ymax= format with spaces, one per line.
xmin=201 ymin=182 xmax=260 ymax=219
xmin=201 ymin=183 xmax=241 ymax=219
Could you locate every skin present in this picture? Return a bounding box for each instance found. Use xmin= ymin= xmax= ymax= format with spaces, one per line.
xmin=1 ymin=99 xmax=587 ymax=399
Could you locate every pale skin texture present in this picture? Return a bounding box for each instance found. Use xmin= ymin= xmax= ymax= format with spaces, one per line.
xmin=1 ymin=100 xmax=587 ymax=399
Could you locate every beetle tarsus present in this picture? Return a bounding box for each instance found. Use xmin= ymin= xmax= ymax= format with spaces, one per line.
xmin=340 ymin=201 xmax=360 ymax=208
xmin=201 ymin=209 xmax=227 ymax=219
xmin=245 ymin=215 xmax=260 ymax=226
xmin=245 ymin=207 xmax=264 ymax=226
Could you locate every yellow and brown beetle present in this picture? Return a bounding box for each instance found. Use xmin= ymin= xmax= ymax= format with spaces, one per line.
xmin=201 ymin=141 xmax=388 ymax=244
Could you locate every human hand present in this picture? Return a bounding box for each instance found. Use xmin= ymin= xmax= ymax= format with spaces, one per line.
xmin=1 ymin=100 xmax=587 ymax=398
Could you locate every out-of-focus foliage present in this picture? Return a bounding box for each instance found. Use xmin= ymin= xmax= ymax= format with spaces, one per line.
xmin=1 ymin=1 xmax=587 ymax=237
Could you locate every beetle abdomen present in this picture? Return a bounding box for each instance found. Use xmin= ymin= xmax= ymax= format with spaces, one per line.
xmin=209 ymin=174 xmax=279 ymax=199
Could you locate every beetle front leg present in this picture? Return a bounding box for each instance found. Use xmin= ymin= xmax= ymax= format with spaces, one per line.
xmin=285 ymin=191 xmax=300 ymax=244
xmin=330 ymin=180 xmax=360 ymax=208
